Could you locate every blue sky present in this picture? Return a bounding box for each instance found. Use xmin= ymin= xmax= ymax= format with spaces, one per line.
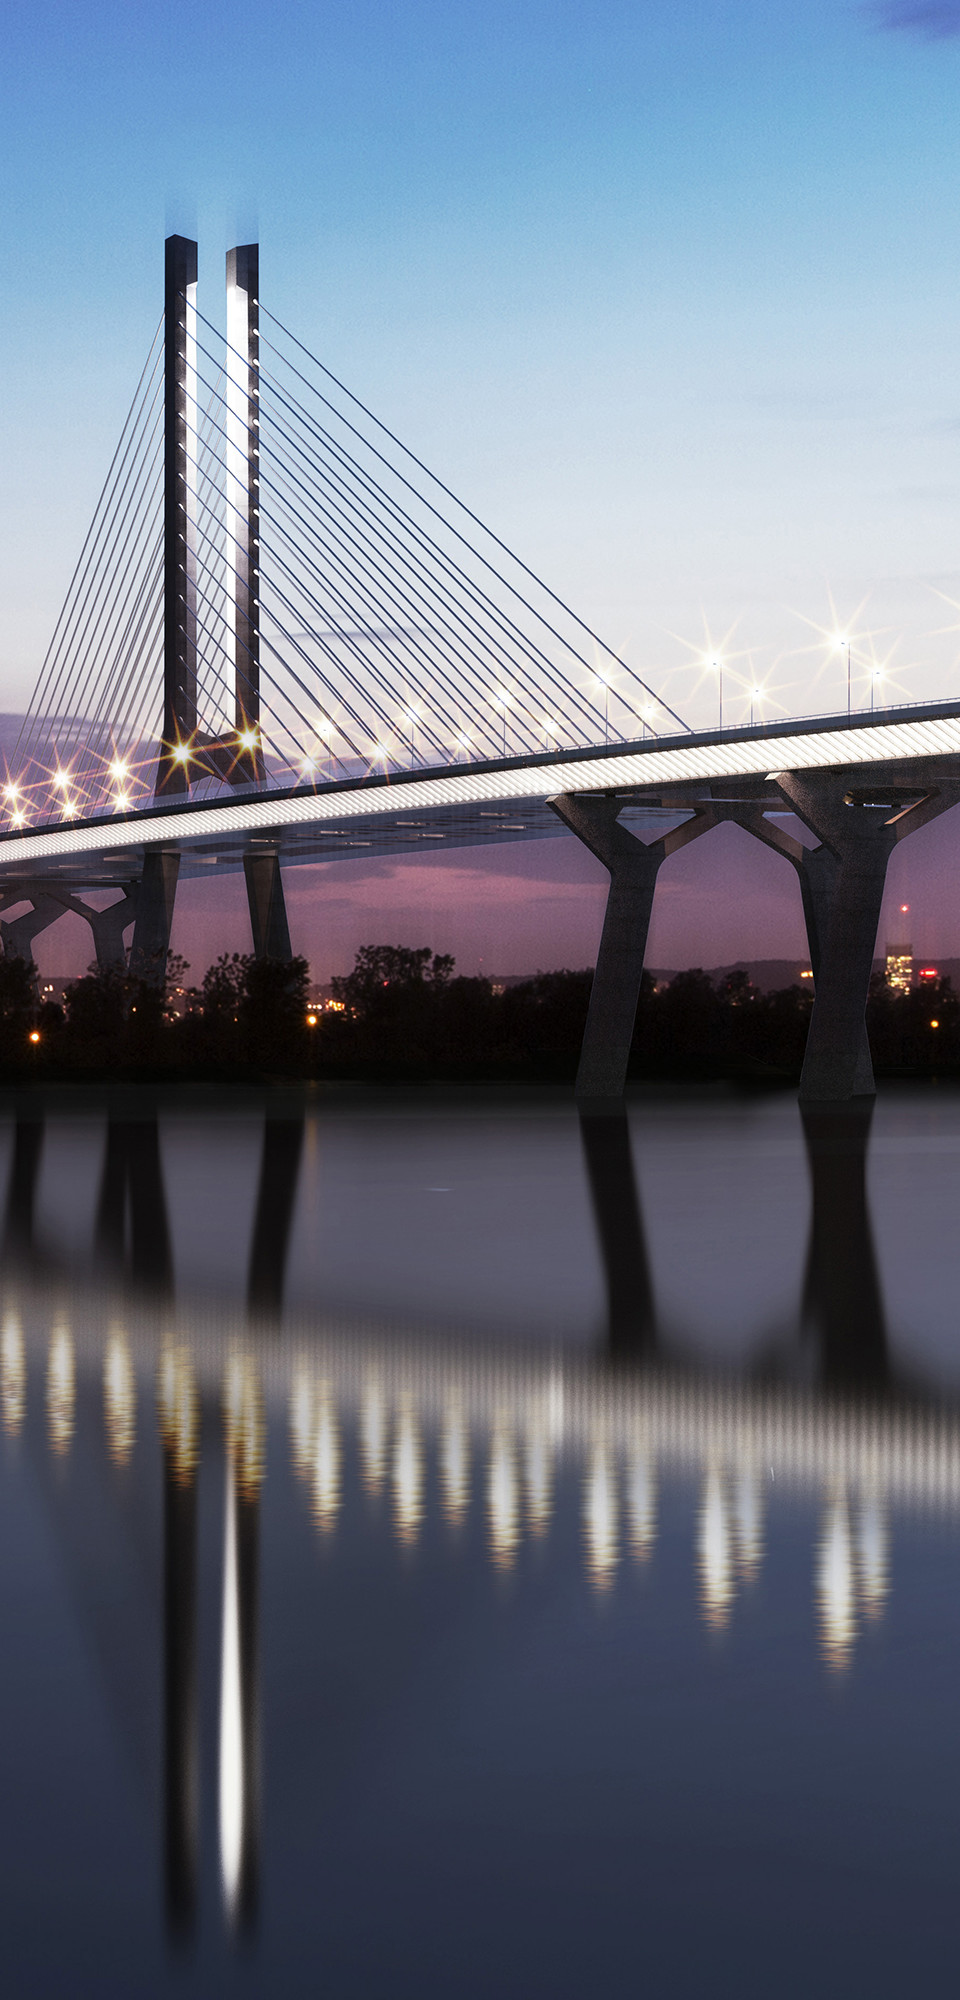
xmin=5 ymin=0 xmax=960 ymax=971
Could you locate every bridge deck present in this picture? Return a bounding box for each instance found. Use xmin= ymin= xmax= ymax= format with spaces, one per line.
xmin=3 ymin=697 xmax=960 ymax=887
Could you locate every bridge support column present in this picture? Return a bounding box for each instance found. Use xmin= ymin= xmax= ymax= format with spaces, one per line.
xmin=130 ymin=850 xmax=180 ymax=982
xmin=736 ymin=809 xmax=874 ymax=1094
xmin=772 ymin=770 xmax=960 ymax=1102
xmin=551 ymin=793 xmax=720 ymax=1099
xmin=243 ymin=851 xmax=291 ymax=961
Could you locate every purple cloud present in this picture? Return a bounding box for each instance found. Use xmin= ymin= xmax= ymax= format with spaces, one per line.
xmin=869 ymin=2 xmax=960 ymax=35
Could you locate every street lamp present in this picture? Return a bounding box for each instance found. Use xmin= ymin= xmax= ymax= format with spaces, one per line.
xmin=834 ymin=635 xmax=852 ymax=715
xmin=594 ymin=672 xmax=610 ymax=740
xmin=749 ymin=684 xmax=763 ymax=727
xmin=709 ymin=656 xmax=723 ymax=731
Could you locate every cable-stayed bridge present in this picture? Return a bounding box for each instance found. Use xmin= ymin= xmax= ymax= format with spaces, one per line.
xmin=5 ymin=234 xmax=960 ymax=1100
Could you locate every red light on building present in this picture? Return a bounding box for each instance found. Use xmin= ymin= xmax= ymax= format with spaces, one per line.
xmin=918 ymin=967 xmax=939 ymax=981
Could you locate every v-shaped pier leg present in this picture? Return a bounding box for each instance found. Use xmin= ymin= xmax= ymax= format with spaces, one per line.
xmin=552 ymin=794 xmax=721 ymax=1100
xmin=772 ymin=771 xmax=960 ymax=1102
xmin=243 ymin=851 xmax=291 ymax=962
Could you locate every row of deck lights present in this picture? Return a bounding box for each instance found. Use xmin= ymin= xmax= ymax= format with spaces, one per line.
xmin=0 ymin=680 xmax=672 ymax=825
xmin=701 ymin=635 xmax=891 ymax=733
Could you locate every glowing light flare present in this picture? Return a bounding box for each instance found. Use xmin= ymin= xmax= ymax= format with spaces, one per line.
xmin=28 ymin=1030 xmax=40 ymax=1045
xmin=46 ymin=1322 xmax=75 ymax=1457
xmin=109 ymin=760 xmax=129 ymax=784
xmin=103 ymin=1327 xmax=136 ymax=1466
xmin=1 ymin=1316 xmax=25 ymax=1435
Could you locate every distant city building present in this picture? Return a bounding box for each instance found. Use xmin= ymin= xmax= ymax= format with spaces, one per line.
xmin=885 ymin=943 xmax=913 ymax=994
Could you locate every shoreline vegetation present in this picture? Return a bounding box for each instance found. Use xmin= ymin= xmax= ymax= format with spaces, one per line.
xmin=0 ymin=941 xmax=957 ymax=1087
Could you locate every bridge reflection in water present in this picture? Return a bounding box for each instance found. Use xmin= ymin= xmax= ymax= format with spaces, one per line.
xmin=0 ymin=1093 xmax=954 ymax=1944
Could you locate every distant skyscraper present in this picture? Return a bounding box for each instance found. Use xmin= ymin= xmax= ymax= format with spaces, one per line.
xmin=885 ymin=903 xmax=913 ymax=994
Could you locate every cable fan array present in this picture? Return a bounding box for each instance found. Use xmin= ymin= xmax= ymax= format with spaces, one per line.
xmin=7 ymin=299 xmax=688 ymax=829
xmin=7 ymin=322 xmax=164 ymax=826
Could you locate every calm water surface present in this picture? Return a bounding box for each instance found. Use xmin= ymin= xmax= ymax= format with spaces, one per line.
xmin=2 ymin=1083 xmax=960 ymax=1996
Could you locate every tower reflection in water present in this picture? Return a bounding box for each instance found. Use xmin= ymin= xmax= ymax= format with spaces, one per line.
xmin=0 ymin=1090 xmax=940 ymax=1945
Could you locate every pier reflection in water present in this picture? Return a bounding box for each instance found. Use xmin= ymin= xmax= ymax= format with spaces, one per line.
xmin=1 ymin=1090 xmax=960 ymax=1994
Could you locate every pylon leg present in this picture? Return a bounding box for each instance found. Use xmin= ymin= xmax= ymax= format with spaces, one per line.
xmin=130 ymin=850 xmax=180 ymax=982
xmin=243 ymin=852 xmax=291 ymax=961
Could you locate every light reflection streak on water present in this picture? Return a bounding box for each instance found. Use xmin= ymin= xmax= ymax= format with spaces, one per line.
xmin=856 ymin=1494 xmax=888 ymax=1621
xmin=698 ymin=1467 xmax=734 ymax=1631
xmin=1 ymin=1315 xmax=24 ymax=1436
xmin=224 ymin=1355 xmax=265 ymax=1501
xmin=157 ymin=1345 xmax=200 ymax=1484
xmin=220 ymin=1452 xmax=244 ymax=1922
xmin=103 ymin=1326 xmax=135 ymax=1467
xmin=311 ymin=1388 xmax=340 ymax=1535
xmin=626 ymin=1449 xmax=656 ymax=1561
xmin=488 ymin=1425 xmax=520 ymax=1570
xmin=584 ymin=1445 xmax=618 ymax=1592
xmin=46 ymin=1322 xmax=75 ymax=1458
xmin=359 ymin=1379 xmax=388 ymax=1496
xmin=220 ymin=1356 xmax=263 ymax=1928
xmin=817 ymin=1492 xmax=857 ymax=1673
xmin=524 ymin=1429 xmax=553 ymax=1538
xmin=732 ymin=1470 xmax=764 ymax=1583
xmin=393 ymin=1404 xmax=424 ymax=1548
xmin=289 ymin=1365 xmax=314 ymax=1480
xmin=14 ymin=1296 xmax=960 ymax=1674
xmin=439 ymin=1405 xmax=469 ymax=1528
